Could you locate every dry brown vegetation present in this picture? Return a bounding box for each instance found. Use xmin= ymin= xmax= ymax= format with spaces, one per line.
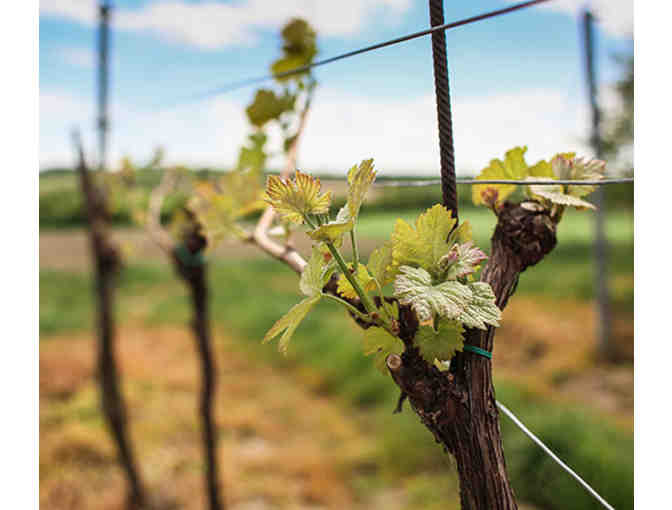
xmin=40 ymin=327 xmax=401 ymax=510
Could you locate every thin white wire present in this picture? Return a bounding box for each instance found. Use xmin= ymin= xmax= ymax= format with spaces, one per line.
xmin=496 ymin=401 xmax=615 ymax=510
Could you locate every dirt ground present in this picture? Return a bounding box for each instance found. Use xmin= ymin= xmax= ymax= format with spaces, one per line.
xmin=38 ymin=229 xmax=382 ymax=271
xmin=40 ymin=326 xmax=404 ymax=510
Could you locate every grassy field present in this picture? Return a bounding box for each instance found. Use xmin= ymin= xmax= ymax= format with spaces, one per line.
xmin=40 ymin=221 xmax=634 ymax=509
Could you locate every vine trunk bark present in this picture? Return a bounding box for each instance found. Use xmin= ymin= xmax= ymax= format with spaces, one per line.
xmin=387 ymin=201 xmax=557 ymax=509
xmin=75 ymin=140 xmax=146 ymax=509
xmin=173 ymin=227 xmax=224 ymax=510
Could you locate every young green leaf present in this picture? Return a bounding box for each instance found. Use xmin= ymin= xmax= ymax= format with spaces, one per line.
xmin=472 ymin=146 xmax=530 ymax=206
xmin=393 ymin=266 xmax=472 ymax=323
xmin=245 ymin=89 xmax=296 ymax=128
xmin=552 ymin=155 xmax=606 ymax=198
xmin=265 ymin=170 xmax=332 ymax=224
xmin=271 ymin=18 xmax=317 ymax=82
xmin=299 ymin=245 xmax=335 ymax=297
xmin=237 ymin=132 xmax=268 ymax=174
xmin=263 ymin=295 xmax=321 ymax=354
xmin=336 ymin=263 xmax=377 ymax=300
xmin=438 ymin=241 xmax=488 ymax=280
xmin=367 ymin=241 xmax=395 ymax=286
xmin=528 ymin=159 xmax=554 ymax=179
xmin=449 ymin=220 xmax=473 ymax=244
xmin=362 ymin=326 xmax=404 ymax=374
xmin=414 ymin=318 xmax=464 ymax=364
xmin=458 ymin=282 xmax=501 ymax=330
xmin=306 ymin=217 xmax=354 ymax=243
xmin=390 ymin=204 xmax=457 ymax=277
xmin=345 ymin=159 xmax=376 ymax=221
xmin=528 ymin=180 xmax=596 ymax=210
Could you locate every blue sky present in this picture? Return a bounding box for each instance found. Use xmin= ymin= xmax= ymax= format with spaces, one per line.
xmin=40 ymin=0 xmax=632 ymax=175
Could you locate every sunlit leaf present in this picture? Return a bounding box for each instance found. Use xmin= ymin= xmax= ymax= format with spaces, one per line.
xmin=390 ymin=204 xmax=457 ymax=278
xmin=306 ymin=217 xmax=354 ymax=243
xmin=265 ymin=170 xmax=331 ymax=224
xmin=337 ymin=263 xmax=377 ymax=300
xmin=367 ymin=241 xmax=395 ymax=286
xmin=472 ymin=146 xmax=530 ymax=206
xmin=263 ymin=295 xmax=321 ymax=354
xmin=528 ymin=159 xmax=554 ymax=178
xmin=449 ymin=220 xmax=473 ymax=244
xmin=345 ymin=159 xmax=376 ymax=221
xmin=299 ymin=245 xmax=336 ymax=297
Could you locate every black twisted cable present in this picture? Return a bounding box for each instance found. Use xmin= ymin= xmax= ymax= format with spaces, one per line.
xmin=429 ymin=0 xmax=458 ymax=221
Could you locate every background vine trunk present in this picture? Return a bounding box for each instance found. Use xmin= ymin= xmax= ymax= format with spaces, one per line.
xmin=74 ymin=136 xmax=146 ymax=509
xmin=173 ymin=227 xmax=224 ymax=510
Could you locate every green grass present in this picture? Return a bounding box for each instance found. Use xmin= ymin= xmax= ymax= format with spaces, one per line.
xmin=40 ymin=258 xmax=633 ymax=509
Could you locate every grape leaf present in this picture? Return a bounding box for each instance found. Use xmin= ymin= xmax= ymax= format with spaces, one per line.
xmin=367 ymin=241 xmax=395 ymax=286
xmin=237 ymin=132 xmax=267 ymax=175
xmin=501 ymin=146 xmax=529 ymax=179
xmin=345 ymin=159 xmax=376 ymax=221
xmin=528 ymin=159 xmax=554 ymax=178
xmin=414 ymin=318 xmax=464 ymax=364
xmin=299 ymin=245 xmax=335 ymax=297
xmin=271 ymin=18 xmax=317 ymax=82
xmin=567 ymin=157 xmax=606 ymax=197
xmin=449 ymin=220 xmax=473 ymax=244
xmin=362 ymin=326 xmax=404 ymax=374
xmin=337 ymin=263 xmax=377 ymax=300
xmin=458 ymin=282 xmax=501 ymax=330
xmin=393 ymin=266 xmax=472 ymax=323
xmin=438 ymin=241 xmax=488 ymax=280
xmin=391 ymin=204 xmax=457 ymax=277
xmin=306 ymin=217 xmax=354 ymax=243
xmin=246 ymin=89 xmax=296 ymax=128
xmin=189 ymin=183 xmax=248 ymax=244
xmin=550 ymin=153 xmax=578 ymax=180
xmin=265 ymin=170 xmax=332 ymax=224
xmin=472 ymin=146 xmax=530 ymax=206
xmin=263 ymin=295 xmax=321 ymax=354
xmin=528 ymin=180 xmax=596 ymax=210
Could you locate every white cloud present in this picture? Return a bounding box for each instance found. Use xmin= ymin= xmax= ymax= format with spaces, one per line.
xmin=536 ymin=0 xmax=632 ymax=37
xmin=40 ymin=0 xmax=97 ymax=24
xmin=40 ymin=86 xmax=594 ymax=176
xmin=289 ymin=87 xmax=591 ymax=176
xmin=58 ymin=47 xmax=94 ymax=68
xmin=40 ymin=0 xmax=411 ymax=49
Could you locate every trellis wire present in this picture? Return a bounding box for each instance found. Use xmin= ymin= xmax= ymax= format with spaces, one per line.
xmin=373 ymin=177 xmax=634 ymax=187
xmin=161 ymin=0 xmax=553 ymax=108
xmin=496 ymin=401 xmax=615 ymax=510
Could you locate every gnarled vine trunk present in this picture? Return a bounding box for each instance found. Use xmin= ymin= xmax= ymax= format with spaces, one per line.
xmin=74 ymin=137 xmax=146 ymax=509
xmin=387 ymin=201 xmax=557 ymax=509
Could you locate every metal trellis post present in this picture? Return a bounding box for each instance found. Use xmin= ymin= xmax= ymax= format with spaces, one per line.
xmin=97 ymin=1 xmax=111 ymax=171
xmin=583 ymin=10 xmax=612 ymax=360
